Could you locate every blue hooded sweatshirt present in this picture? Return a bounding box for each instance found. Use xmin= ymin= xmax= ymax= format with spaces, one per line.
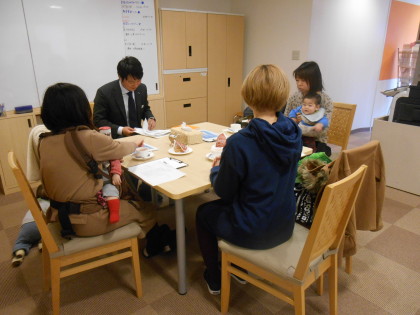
xmin=210 ymin=113 xmax=302 ymax=249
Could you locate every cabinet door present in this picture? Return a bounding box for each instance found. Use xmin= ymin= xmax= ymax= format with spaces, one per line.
xmin=225 ymin=15 xmax=244 ymax=125
xmin=0 ymin=115 xmax=35 ymax=194
xmin=207 ymin=14 xmax=227 ymax=125
xmin=186 ymin=12 xmax=207 ymax=69
xmin=161 ymin=10 xmax=186 ymax=70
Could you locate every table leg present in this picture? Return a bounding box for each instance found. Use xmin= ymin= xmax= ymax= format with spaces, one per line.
xmin=175 ymin=199 xmax=187 ymax=294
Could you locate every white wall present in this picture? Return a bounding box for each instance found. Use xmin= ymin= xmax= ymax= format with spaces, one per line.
xmin=308 ymin=0 xmax=391 ymax=129
xmin=231 ymin=0 xmax=313 ymax=98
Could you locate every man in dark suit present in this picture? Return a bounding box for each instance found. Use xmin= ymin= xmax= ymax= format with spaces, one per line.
xmin=94 ymin=56 xmax=156 ymax=139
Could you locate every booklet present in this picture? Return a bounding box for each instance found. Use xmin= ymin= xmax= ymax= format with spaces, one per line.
xmin=200 ymin=130 xmax=218 ymax=142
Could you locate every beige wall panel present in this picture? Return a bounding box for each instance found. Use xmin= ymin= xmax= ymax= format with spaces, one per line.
xmin=207 ymin=14 xmax=227 ymax=125
xmin=164 ymin=72 xmax=207 ymax=101
xmin=225 ymin=15 xmax=244 ymax=125
xmin=165 ymin=97 xmax=207 ymax=127
xmin=161 ymin=10 xmax=186 ymax=70
xmin=186 ymin=12 xmax=208 ymax=69
xmin=148 ymin=98 xmax=166 ymax=129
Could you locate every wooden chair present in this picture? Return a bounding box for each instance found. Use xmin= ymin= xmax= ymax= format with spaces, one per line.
xmin=8 ymin=151 xmax=142 ymax=315
xmin=219 ymin=165 xmax=367 ymax=315
xmin=327 ymin=103 xmax=356 ymax=151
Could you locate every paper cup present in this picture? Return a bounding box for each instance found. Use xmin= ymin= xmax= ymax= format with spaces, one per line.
xmin=230 ymin=123 xmax=241 ymax=132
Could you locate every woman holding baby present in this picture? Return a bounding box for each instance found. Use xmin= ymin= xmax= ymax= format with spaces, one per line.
xmin=196 ymin=64 xmax=303 ymax=294
xmin=284 ymin=61 xmax=333 ymax=155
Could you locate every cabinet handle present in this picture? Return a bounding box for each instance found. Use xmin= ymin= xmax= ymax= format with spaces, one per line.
xmin=227 ymin=77 xmax=231 ymax=87
xmin=183 ymin=77 xmax=191 ymax=82
xmin=183 ymin=103 xmax=191 ymax=108
xmin=27 ymin=119 xmax=32 ymax=128
xmin=188 ymin=46 xmax=192 ymax=56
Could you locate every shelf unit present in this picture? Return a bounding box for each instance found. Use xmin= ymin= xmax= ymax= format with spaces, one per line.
xmin=398 ymin=48 xmax=418 ymax=87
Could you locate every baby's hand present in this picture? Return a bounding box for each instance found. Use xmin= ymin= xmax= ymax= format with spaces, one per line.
xmin=112 ymin=174 xmax=122 ymax=186
xmin=295 ymin=113 xmax=302 ymax=123
xmin=313 ymin=123 xmax=324 ymax=132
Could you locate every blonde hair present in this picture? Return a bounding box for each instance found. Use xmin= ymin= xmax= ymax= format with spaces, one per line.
xmin=241 ymin=64 xmax=290 ymax=112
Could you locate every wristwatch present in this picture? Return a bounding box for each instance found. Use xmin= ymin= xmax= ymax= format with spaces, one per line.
xmin=148 ymin=117 xmax=156 ymax=121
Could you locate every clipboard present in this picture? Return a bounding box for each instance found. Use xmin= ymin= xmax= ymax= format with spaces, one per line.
xmin=159 ymin=157 xmax=188 ymax=169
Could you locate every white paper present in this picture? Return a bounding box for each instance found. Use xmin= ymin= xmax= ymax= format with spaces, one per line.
xmin=159 ymin=157 xmax=187 ymax=169
xmin=128 ymin=159 xmax=186 ymax=186
xmin=134 ymin=127 xmax=171 ymax=138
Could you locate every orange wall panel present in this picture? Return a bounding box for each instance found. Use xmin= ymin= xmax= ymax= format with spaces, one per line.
xmin=379 ymin=0 xmax=420 ymax=81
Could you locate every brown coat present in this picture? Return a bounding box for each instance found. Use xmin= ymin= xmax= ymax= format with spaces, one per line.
xmin=327 ymin=140 xmax=385 ymax=257
xmin=39 ymin=129 xmax=155 ymax=238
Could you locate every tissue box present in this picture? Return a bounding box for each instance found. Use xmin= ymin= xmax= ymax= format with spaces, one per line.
xmin=170 ymin=127 xmax=203 ymax=145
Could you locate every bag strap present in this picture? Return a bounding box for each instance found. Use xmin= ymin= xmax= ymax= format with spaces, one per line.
xmin=64 ymin=126 xmax=105 ymax=180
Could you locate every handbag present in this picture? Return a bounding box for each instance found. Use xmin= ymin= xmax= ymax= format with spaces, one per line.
xmin=295 ymin=154 xmax=332 ymax=228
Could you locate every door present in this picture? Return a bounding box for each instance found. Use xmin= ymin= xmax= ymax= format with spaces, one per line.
xmin=207 ymin=14 xmax=227 ymax=125
xmin=161 ymin=10 xmax=186 ymax=70
xmin=225 ymin=15 xmax=244 ymax=125
xmin=186 ymin=12 xmax=207 ymax=69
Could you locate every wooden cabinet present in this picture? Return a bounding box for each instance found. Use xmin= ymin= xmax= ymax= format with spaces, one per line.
xmin=160 ymin=10 xmax=244 ymax=127
xmin=161 ymin=10 xmax=207 ymax=70
xmin=164 ymin=71 xmax=207 ymax=127
xmin=0 ymin=112 xmax=35 ymax=194
xmin=208 ymin=14 xmax=244 ymax=126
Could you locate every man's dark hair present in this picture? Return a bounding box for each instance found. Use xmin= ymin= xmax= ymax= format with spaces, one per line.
xmin=41 ymin=83 xmax=94 ymax=133
xmin=303 ymin=92 xmax=322 ymax=105
xmin=293 ymin=61 xmax=324 ymax=93
xmin=117 ymin=56 xmax=143 ymax=80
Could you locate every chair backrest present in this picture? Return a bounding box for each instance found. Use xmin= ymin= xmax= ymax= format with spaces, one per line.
xmin=8 ymin=152 xmax=59 ymax=254
xmin=327 ymin=102 xmax=356 ymax=150
xmin=293 ymin=164 xmax=367 ymax=280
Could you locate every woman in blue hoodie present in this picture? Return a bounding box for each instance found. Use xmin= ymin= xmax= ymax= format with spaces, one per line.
xmin=196 ymin=64 xmax=303 ymax=295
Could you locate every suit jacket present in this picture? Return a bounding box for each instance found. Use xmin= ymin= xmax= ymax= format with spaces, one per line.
xmin=93 ymin=80 xmax=154 ymax=138
xmin=327 ymin=140 xmax=385 ymax=257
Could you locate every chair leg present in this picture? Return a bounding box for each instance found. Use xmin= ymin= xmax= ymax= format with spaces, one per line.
xmin=42 ymin=242 xmax=51 ymax=292
xmin=345 ymin=256 xmax=352 ymax=274
xmin=221 ymin=252 xmax=232 ymax=314
xmin=50 ymin=259 xmax=61 ymax=315
xmin=328 ymin=255 xmax=338 ymax=315
xmin=131 ymin=238 xmax=142 ymax=298
xmin=293 ymin=286 xmax=305 ymax=315
xmin=316 ymin=274 xmax=324 ymax=296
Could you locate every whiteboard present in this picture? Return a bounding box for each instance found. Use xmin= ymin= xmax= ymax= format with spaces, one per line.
xmin=0 ymin=0 xmax=160 ymax=111
xmin=0 ymin=0 xmax=39 ymax=111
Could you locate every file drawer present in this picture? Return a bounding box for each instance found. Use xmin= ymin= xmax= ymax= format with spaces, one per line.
xmin=164 ymin=72 xmax=207 ymax=101
xmin=165 ymin=97 xmax=207 ymax=127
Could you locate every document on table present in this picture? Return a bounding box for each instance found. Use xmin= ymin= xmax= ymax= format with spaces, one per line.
xmin=128 ymin=159 xmax=186 ymax=186
xmin=134 ymin=119 xmax=171 ymax=138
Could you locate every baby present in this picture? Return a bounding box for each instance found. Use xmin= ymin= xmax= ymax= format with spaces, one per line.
xmin=288 ymin=92 xmax=329 ymax=151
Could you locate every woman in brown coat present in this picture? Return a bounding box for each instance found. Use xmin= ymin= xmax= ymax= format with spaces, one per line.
xmin=39 ymin=83 xmax=173 ymax=256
